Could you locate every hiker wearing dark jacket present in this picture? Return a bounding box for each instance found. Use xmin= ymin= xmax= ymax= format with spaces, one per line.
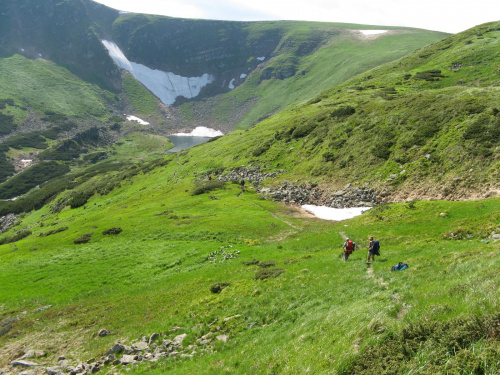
xmin=367 ymin=236 xmax=376 ymax=263
xmin=343 ymin=238 xmax=355 ymax=261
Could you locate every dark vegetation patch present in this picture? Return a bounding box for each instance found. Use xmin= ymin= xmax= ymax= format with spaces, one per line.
xmin=258 ymin=261 xmax=277 ymax=268
xmin=254 ymin=268 xmax=285 ymax=280
xmin=0 ymin=230 xmax=31 ymax=245
xmin=0 ymin=112 xmax=16 ymax=136
xmin=330 ymin=106 xmax=356 ymax=119
xmin=102 ymin=227 xmax=122 ymax=235
xmin=0 ymin=132 xmax=48 ymax=151
xmin=0 ymin=161 xmax=70 ymax=199
xmin=82 ymin=152 xmax=108 ymax=164
xmin=348 ymin=314 xmax=500 ymax=375
xmin=0 ymin=153 xmax=15 ymax=183
xmin=414 ymin=69 xmax=445 ymax=81
xmin=38 ymin=226 xmax=68 ymax=237
xmin=68 ymin=191 xmax=94 ymax=209
xmin=252 ymin=140 xmax=272 ymax=157
xmin=210 ymin=282 xmax=230 ymax=294
xmin=73 ymin=232 xmax=93 ymax=244
xmin=243 ymin=258 xmax=260 ymax=266
xmin=155 ymin=210 xmax=173 ymax=216
xmin=191 ymin=180 xmax=226 ymax=196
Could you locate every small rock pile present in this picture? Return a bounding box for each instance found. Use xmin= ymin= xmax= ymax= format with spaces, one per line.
xmin=2 ymin=328 xmax=233 ymax=375
xmin=0 ymin=214 xmax=17 ymax=235
xmin=258 ymin=182 xmax=378 ymax=208
xmin=258 ymin=181 xmax=322 ymax=205
xmin=217 ymin=167 xmax=282 ymax=184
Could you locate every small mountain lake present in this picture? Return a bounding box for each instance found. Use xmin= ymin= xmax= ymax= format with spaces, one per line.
xmin=167 ymin=135 xmax=212 ymax=153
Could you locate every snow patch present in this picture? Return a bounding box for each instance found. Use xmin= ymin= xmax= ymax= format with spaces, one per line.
xmin=126 ymin=115 xmax=149 ymax=125
xmin=257 ymin=56 xmax=265 ymax=61
xmin=240 ymin=73 xmax=247 ymax=79
xmin=359 ymin=30 xmax=388 ymax=35
xmin=102 ymin=40 xmax=215 ymax=106
xmin=228 ymin=78 xmax=236 ymax=89
xmin=20 ymin=159 xmax=32 ymax=163
xmin=302 ymin=205 xmax=372 ymax=221
xmin=173 ymin=126 xmax=224 ymax=137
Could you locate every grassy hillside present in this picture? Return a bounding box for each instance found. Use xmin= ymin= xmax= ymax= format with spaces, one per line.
xmin=0 ymin=151 xmax=498 ymax=374
xmin=177 ymin=21 xmax=500 ymax=200
xmin=0 ymin=20 xmax=499 ymax=375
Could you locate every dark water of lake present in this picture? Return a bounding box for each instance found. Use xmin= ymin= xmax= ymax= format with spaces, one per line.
xmin=167 ymin=136 xmax=211 ymax=153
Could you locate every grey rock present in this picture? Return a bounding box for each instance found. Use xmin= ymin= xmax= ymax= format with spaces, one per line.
xmin=172 ymin=334 xmax=187 ymax=346
xmin=97 ymin=329 xmax=111 ymax=337
xmin=149 ymin=333 xmax=160 ymax=344
xmin=105 ymin=343 xmax=125 ymax=355
xmin=20 ymin=350 xmax=46 ymax=359
xmin=161 ymin=339 xmax=172 ymax=348
xmin=216 ymin=335 xmax=228 ymax=343
xmin=120 ymin=355 xmax=137 ymax=365
xmin=46 ymin=366 xmax=63 ymax=375
xmin=11 ymin=360 xmax=39 ymax=367
xmin=491 ymin=234 xmax=500 ymax=240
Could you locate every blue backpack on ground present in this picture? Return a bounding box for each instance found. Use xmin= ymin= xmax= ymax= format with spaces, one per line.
xmin=391 ymin=262 xmax=409 ymax=271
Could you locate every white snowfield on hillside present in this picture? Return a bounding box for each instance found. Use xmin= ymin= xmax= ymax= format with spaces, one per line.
xmin=102 ymin=40 xmax=215 ymax=106
xmin=173 ymin=126 xmax=224 ymax=137
xmin=126 ymin=115 xmax=149 ymax=125
xmin=359 ymin=30 xmax=388 ymax=35
xmin=302 ymin=205 xmax=372 ymax=221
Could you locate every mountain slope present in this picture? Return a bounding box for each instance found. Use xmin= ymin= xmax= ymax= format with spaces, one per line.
xmin=0 ymin=22 xmax=499 ymax=375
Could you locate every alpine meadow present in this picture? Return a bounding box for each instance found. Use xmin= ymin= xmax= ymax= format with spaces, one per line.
xmin=0 ymin=1 xmax=499 ymax=374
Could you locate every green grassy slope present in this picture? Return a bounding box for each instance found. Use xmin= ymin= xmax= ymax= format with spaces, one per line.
xmin=0 ymin=21 xmax=499 ymax=375
xmin=0 ymin=154 xmax=498 ymax=373
xmin=178 ymin=21 xmax=500 ymax=199
xmin=0 ymin=55 xmax=110 ymax=120
xmin=214 ymin=25 xmax=449 ymax=129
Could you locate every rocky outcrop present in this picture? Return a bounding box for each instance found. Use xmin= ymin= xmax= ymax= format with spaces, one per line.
xmin=260 ymin=182 xmax=378 ymax=208
xmin=216 ymin=166 xmax=283 ymax=184
xmin=215 ymin=167 xmax=378 ymax=208
xmin=0 ymin=214 xmax=17 ymax=235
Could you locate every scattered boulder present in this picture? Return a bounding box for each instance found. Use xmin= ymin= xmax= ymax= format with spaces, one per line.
xmin=216 ymin=335 xmax=228 ymax=343
xmin=97 ymin=329 xmax=111 ymax=337
xmin=131 ymin=341 xmax=149 ymax=351
xmin=120 ymin=355 xmax=138 ymax=365
xmin=11 ymin=359 xmax=39 ymax=367
xmin=46 ymin=366 xmax=63 ymax=375
xmin=105 ymin=343 xmax=125 ymax=355
xmin=173 ymin=334 xmax=187 ymax=347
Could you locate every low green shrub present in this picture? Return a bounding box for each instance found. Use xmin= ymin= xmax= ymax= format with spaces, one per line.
xmin=414 ymin=69 xmax=445 ymax=81
xmin=102 ymin=227 xmax=122 ymax=235
xmin=210 ymin=282 xmax=230 ymax=294
xmin=191 ymin=180 xmax=226 ymax=196
xmin=38 ymin=226 xmax=68 ymax=237
xmin=73 ymin=232 xmax=93 ymax=244
xmin=0 ymin=230 xmax=31 ymax=245
xmin=254 ymin=268 xmax=285 ymax=280
xmin=330 ymin=106 xmax=356 ymax=118
xmin=0 ymin=161 xmax=70 ymax=199
xmin=0 ymin=112 xmax=16 ymax=135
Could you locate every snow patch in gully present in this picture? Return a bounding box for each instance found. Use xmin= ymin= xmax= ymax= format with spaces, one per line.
xmin=102 ymin=40 xmax=215 ymax=106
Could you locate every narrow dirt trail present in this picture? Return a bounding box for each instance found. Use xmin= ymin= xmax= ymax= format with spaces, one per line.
xmin=241 ymin=197 xmax=302 ymax=230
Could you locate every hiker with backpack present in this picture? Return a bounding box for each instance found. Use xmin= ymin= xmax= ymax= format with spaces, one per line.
xmin=342 ymin=237 xmax=356 ymax=261
xmin=367 ymin=236 xmax=380 ymax=263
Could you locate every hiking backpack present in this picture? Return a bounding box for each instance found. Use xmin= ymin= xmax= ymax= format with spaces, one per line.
xmin=372 ymin=240 xmax=380 ymax=256
xmin=345 ymin=240 xmax=354 ymax=253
